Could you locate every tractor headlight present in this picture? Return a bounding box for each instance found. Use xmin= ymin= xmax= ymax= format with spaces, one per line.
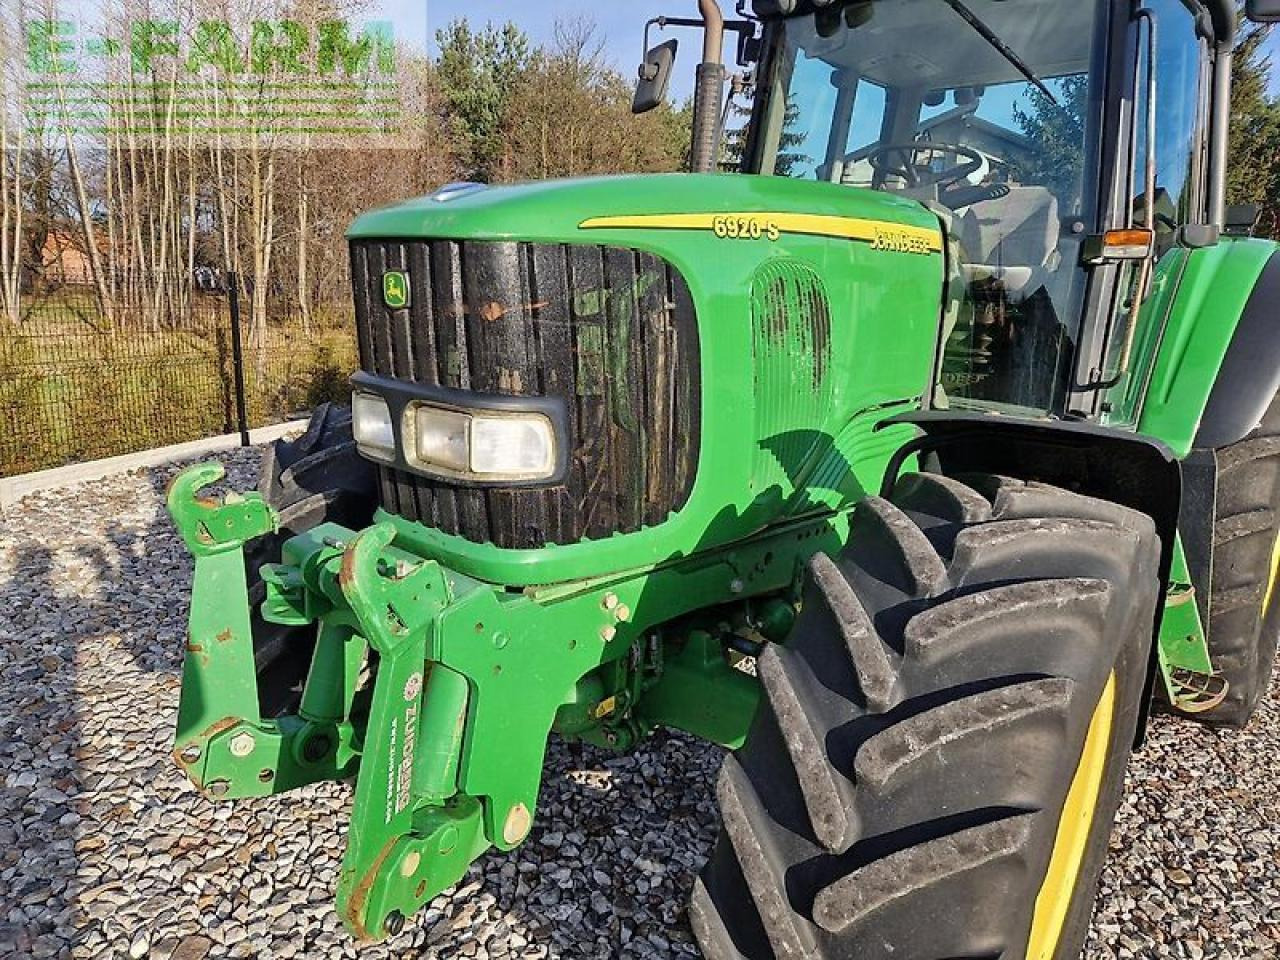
xmin=408 ymin=405 xmax=557 ymax=481
xmin=412 ymin=407 xmax=471 ymax=474
xmin=349 ymin=373 xmax=565 ymax=484
xmin=470 ymin=416 xmax=556 ymax=476
xmin=351 ymin=392 xmax=396 ymax=463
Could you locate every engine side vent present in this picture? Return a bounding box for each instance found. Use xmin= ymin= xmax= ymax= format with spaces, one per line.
xmin=750 ymin=259 xmax=836 ymax=501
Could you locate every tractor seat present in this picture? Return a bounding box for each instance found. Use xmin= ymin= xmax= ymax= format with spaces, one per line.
xmin=959 ymin=187 xmax=1060 ymax=301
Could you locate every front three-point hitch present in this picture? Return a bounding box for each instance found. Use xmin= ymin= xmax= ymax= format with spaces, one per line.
xmin=166 ymin=462 xmax=786 ymax=939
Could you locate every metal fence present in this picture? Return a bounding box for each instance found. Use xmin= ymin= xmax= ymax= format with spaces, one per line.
xmin=0 ymin=272 xmax=358 ymax=477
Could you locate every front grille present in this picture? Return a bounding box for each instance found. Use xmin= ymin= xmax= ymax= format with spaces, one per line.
xmin=350 ymin=239 xmax=701 ymax=548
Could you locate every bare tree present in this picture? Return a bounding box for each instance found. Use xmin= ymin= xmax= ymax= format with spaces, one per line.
xmin=501 ymin=19 xmax=689 ymax=182
xmin=0 ymin=15 xmax=26 ymax=324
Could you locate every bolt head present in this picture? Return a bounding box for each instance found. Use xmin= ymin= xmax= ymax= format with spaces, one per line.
xmin=599 ymin=625 xmax=617 ymax=643
xmin=384 ymin=911 xmax=405 ymax=936
xmin=178 ymin=744 xmax=201 ymax=764
xmin=207 ymin=779 xmax=231 ymax=797
xmin=228 ymin=731 xmax=256 ymax=758
xmin=401 ymin=850 xmax=421 ymax=877
xmin=602 ymin=592 xmax=619 ymax=610
xmin=614 ymin=604 xmax=631 ymax=623
xmin=302 ymin=734 xmax=332 ymax=763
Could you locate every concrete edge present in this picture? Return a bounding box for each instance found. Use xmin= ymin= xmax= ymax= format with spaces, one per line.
xmin=0 ymin=420 xmax=306 ymax=513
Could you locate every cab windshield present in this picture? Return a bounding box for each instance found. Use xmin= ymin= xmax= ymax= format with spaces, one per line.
xmin=747 ymin=0 xmax=1105 ymax=412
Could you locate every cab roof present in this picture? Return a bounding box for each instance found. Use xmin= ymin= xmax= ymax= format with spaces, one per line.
xmin=753 ymin=0 xmax=1237 ymax=49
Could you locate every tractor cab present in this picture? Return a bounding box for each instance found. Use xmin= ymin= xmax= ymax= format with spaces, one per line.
xmin=651 ymin=0 xmax=1238 ymax=417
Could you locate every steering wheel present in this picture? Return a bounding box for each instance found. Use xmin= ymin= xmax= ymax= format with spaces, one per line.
xmin=866 ymin=142 xmax=985 ymax=190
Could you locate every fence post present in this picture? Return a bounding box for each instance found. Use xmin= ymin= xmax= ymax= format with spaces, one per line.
xmin=215 ymin=322 xmax=233 ymax=437
xmin=226 ymin=272 xmax=251 ymax=447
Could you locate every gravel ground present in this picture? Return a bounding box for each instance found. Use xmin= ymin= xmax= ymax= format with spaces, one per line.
xmin=1 ymin=446 xmax=1277 ymax=960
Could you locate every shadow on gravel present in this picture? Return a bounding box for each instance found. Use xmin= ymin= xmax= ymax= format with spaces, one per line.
xmin=0 ymin=455 xmax=257 ymax=960
xmin=0 ymin=452 xmax=724 ymax=960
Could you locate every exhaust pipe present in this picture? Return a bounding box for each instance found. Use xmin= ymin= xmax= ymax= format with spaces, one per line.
xmin=690 ymin=0 xmax=727 ymax=173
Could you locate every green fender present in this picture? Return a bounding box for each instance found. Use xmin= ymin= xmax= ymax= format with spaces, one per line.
xmin=1112 ymin=237 xmax=1279 ymax=712
xmin=1126 ymin=237 xmax=1280 ymax=455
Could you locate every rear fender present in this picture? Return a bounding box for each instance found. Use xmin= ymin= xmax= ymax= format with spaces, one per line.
xmin=1192 ymin=250 xmax=1280 ymax=449
xmin=1138 ymin=241 xmax=1280 ymax=456
xmin=1135 ymin=242 xmax=1280 ymax=661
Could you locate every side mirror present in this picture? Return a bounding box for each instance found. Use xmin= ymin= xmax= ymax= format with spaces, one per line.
xmin=633 ymin=39 xmax=678 ymax=114
xmin=1225 ymin=203 xmax=1261 ymax=236
xmin=1247 ymin=0 xmax=1280 ymax=22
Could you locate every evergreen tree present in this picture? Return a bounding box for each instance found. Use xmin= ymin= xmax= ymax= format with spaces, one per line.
xmin=773 ymin=98 xmax=813 ymax=177
xmin=722 ymin=89 xmax=809 ymax=176
xmin=435 ymin=20 xmax=531 ymax=182
xmin=1227 ymin=23 xmax=1280 ymax=235
xmin=1011 ymin=75 xmax=1089 ymax=205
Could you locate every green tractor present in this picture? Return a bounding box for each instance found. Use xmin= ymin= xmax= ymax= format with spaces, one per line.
xmin=167 ymin=0 xmax=1280 ymax=955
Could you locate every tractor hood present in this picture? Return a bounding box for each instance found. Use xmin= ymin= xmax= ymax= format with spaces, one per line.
xmin=347 ymin=173 xmax=944 ymax=247
xmin=345 ymin=171 xmax=948 ymax=585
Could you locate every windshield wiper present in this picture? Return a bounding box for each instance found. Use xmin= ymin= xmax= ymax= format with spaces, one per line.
xmin=937 ymin=0 xmax=1061 ymax=106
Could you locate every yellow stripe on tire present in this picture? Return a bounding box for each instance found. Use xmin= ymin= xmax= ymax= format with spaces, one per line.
xmin=1262 ymin=530 xmax=1280 ymax=617
xmin=1026 ymin=672 xmax=1117 ymax=960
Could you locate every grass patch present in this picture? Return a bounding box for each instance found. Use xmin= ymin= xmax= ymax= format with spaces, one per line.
xmin=1 ymin=314 xmax=358 ymax=477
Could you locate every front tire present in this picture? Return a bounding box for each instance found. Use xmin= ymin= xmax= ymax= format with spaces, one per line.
xmin=247 ymin=404 xmax=376 ymax=717
xmin=691 ymin=473 xmax=1161 ymax=960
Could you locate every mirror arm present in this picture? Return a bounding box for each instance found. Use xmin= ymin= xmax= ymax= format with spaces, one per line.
xmin=640 ymin=13 xmax=756 ymax=73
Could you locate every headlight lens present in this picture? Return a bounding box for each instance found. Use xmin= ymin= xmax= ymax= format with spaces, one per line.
xmin=407 ymin=404 xmax=556 ymax=481
xmin=412 ymin=407 xmax=470 ymax=474
xmin=470 ymin=416 xmax=556 ymax=477
xmin=351 ymin=392 xmax=395 ymax=462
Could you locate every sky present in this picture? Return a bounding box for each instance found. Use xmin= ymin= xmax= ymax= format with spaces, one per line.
xmin=387 ymin=0 xmax=730 ymax=100
xmin=1268 ymin=32 xmax=1280 ymax=93
xmin=383 ymin=3 xmax=1280 ymax=101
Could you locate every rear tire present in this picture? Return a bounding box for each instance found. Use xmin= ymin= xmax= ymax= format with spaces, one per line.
xmin=691 ymin=472 xmax=1161 ymax=960
xmin=1198 ymin=390 xmax=1280 ymax=728
xmin=247 ymin=404 xmax=376 ymax=717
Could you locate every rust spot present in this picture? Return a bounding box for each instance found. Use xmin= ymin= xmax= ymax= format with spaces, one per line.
xmin=200 ymin=716 xmax=243 ymax=741
xmin=451 ymin=700 xmax=468 ymax=745
xmin=345 ymin=837 xmax=401 ymax=941
xmin=215 ymin=629 xmax=233 ymax=645
xmin=170 ymin=715 xmax=241 ymax=781
xmin=170 ymin=747 xmax=194 ymax=771
xmin=498 ymin=369 xmax=525 ymax=392
xmin=185 ymin=643 xmax=204 ymax=655
xmin=339 ymin=541 xmax=360 ymax=590
xmin=478 ymin=299 xmax=550 ymax=323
